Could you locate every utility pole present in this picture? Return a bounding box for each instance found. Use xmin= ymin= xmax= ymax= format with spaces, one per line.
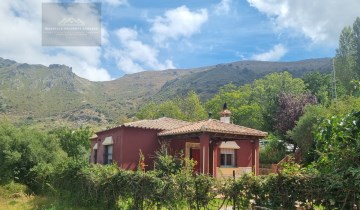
xmin=332 ymin=58 xmax=337 ymax=100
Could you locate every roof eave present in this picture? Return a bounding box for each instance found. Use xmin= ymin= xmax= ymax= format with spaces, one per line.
xmin=159 ymin=130 xmax=268 ymax=138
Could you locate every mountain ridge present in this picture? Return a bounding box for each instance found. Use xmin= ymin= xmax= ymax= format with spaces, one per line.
xmin=0 ymin=57 xmax=333 ymax=128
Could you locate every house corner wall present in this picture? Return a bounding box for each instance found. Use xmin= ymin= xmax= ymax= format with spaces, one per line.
xmin=255 ymin=139 xmax=260 ymax=176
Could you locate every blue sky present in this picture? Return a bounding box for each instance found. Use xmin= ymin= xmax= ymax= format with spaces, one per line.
xmin=0 ymin=0 xmax=359 ymax=81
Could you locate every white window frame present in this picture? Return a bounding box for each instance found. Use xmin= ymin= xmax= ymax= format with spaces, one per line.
xmin=220 ymin=148 xmax=235 ymax=167
xmin=104 ymin=144 xmax=113 ymax=165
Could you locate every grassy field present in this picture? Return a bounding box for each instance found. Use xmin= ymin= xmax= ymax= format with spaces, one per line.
xmin=0 ymin=183 xmax=90 ymax=210
xmin=0 ymin=182 xmax=229 ymax=210
xmin=0 ymin=193 xmax=93 ymax=210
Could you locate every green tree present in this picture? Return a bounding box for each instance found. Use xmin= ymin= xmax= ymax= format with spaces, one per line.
xmin=289 ymin=96 xmax=360 ymax=163
xmin=287 ymin=105 xmax=327 ymax=163
xmin=315 ymin=110 xmax=360 ymax=171
xmin=178 ymin=91 xmax=207 ymax=121
xmin=274 ymin=93 xmax=317 ymax=149
xmin=0 ymin=120 xmax=65 ymax=185
xmin=259 ymin=134 xmax=287 ymax=164
xmin=313 ymin=110 xmax=360 ymax=209
xmin=53 ymin=126 xmax=92 ymax=161
xmin=334 ymin=17 xmax=360 ymax=95
xmin=205 ymin=84 xmax=263 ymax=129
xmin=335 ymin=26 xmax=357 ymax=93
xmin=252 ymin=72 xmax=306 ymax=131
xmin=137 ymin=92 xmax=207 ymax=121
xmin=137 ymin=101 xmax=185 ymax=120
xmin=207 ymin=72 xmax=306 ymax=131
xmin=353 ymin=17 xmax=360 ymax=76
xmin=303 ymin=72 xmax=332 ymax=105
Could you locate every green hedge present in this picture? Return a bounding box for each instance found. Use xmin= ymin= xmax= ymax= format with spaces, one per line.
xmin=49 ymin=161 xmax=216 ymax=210
xmin=41 ymin=161 xmax=360 ymax=210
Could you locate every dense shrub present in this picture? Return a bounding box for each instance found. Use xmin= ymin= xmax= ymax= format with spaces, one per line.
xmin=2 ymin=111 xmax=360 ymax=209
xmin=0 ymin=120 xmax=65 ymax=190
xmin=51 ymin=126 xmax=92 ymax=161
xmin=37 ymin=158 xmax=359 ymax=210
xmin=259 ymin=134 xmax=287 ymax=164
xmin=48 ymin=160 xmax=216 ymax=209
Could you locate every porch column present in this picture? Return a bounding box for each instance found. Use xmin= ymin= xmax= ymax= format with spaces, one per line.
xmin=251 ymin=139 xmax=256 ymax=175
xmin=200 ymin=133 xmax=210 ymax=174
xmin=212 ymin=145 xmax=218 ymax=177
xmin=209 ymin=143 xmax=213 ymax=176
xmin=255 ymin=139 xmax=259 ymax=176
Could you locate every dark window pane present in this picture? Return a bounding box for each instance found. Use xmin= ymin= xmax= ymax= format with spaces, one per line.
xmin=226 ymin=154 xmax=232 ymax=166
xmin=94 ymin=149 xmax=97 ymax=164
xmin=220 ymin=154 xmax=225 ymax=166
xmin=104 ymin=145 xmax=113 ymax=165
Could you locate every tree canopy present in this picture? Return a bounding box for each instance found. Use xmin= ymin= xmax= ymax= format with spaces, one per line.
xmin=0 ymin=120 xmax=65 ymax=185
xmin=52 ymin=126 xmax=92 ymax=161
xmin=335 ymin=17 xmax=360 ymax=94
xmin=137 ymin=91 xmax=207 ymax=122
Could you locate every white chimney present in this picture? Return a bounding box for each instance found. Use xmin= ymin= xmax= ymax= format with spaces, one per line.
xmin=220 ymin=102 xmax=231 ymax=123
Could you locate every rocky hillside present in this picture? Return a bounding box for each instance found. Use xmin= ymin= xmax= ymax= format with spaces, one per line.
xmin=153 ymin=58 xmax=332 ymax=101
xmin=0 ymin=57 xmax=332 ymax=128
xmin=0 ymin=57 xmax=190 ymax=128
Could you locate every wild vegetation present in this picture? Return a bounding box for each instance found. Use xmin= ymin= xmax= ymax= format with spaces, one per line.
xmin=0 ymin=56 xmax=332 ymax=129
xmin=1 ymin=17 xmax=360 ymax=209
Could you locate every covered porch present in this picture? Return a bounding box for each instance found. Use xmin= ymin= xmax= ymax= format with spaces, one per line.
xmin=158 ymin=119 xmax=267 ymax=178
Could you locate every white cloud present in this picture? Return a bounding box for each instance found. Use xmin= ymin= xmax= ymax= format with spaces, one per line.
xmin=109 ymin=28 xmax=175 ymax=74
xmin=74 ymin=0 xmax=128 ymax=7
xmin=247 ymin=0 xmax=360 ymax=46
xmin=0 ymin=1 xmax=112 ymax=81
xmin=251 ymin=44 xmax=287 ymax=61
xmin=102 ymin=0 xmax=127 ymax=6
xmin=150 ymin=6 xmax=208 ymax=45
xmin=214 ymin=0 xmax=232 ymax=15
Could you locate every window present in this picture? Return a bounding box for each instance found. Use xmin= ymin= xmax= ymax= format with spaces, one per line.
xmin=104 ymin=145 xmax=113 ymax=164
xmin=220 ymin=149 xmax=235 ymax=167
xmin=93 ymin=149 xmax=97 ymax=164
xmin=93 ymin=143 xmax=98 ymax=164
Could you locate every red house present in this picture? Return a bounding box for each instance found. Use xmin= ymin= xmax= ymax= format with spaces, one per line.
xmin=90 ymin=106 xmax=267 ymax=178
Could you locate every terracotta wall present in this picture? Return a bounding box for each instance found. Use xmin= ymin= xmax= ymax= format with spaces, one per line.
xmin=168 ymin=140 xmax=186 ymax=155
xmin=91 ymin=127 xmax=122 ymax=165
xmin=121 ymin=127 xmax=160 ymax=170
xmin=215 ymin=139 xmax=259 ymax=175
xmin=236 ymin=140 xmax=252 ymax=167
xmin=90 ymin=130 xmax=260 ymax=175
xmin=235 ymin=139 xmax=259 ymax=175
xmin=168 ymin=139 xmax=199 ymax=155
xmin=90 ymin=127 xmax=160 ymax=171
xmin=168 ymin=138 xmax=260 ymax=176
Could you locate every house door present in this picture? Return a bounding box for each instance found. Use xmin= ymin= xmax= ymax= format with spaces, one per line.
xmin=190 ymin=148 xmax=200 ymax=173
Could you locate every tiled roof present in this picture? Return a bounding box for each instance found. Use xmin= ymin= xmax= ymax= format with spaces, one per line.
xmin=90 ymin=134 xmax=98 ymax=139
xmin=123 ymin=117 xmax=191 ymax=130
xmin=158 ymin=119 xmax=267 ymax=137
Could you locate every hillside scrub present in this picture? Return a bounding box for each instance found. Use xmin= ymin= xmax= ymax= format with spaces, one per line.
xmin=2 ymin=109 xmax=360 ymax=209
xmin=0 ymin=120 xmax=65 ymax=188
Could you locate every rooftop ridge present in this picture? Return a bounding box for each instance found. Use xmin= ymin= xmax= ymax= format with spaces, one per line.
xmin=158 ymin=118 xmax=267 ymax=137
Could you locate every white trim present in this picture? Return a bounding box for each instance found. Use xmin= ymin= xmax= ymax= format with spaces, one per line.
xmin=93 ymin=143 xmax=98 ymax=150
xmin=102 ymin=136 xmax=113 ymax=145
xmin=220 ymin=148 xmax=236 ymax=167
xmin=219 ymin=141 xmax=240 ymax=149
xmin=220 ymin=116 xmax=230 ymax=123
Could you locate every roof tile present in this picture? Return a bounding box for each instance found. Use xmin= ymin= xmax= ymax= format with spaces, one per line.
xmin=158 ymin=119 xmax=267 ymax=137
xmin=123 ymin=117 xmax=191 ymax=130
